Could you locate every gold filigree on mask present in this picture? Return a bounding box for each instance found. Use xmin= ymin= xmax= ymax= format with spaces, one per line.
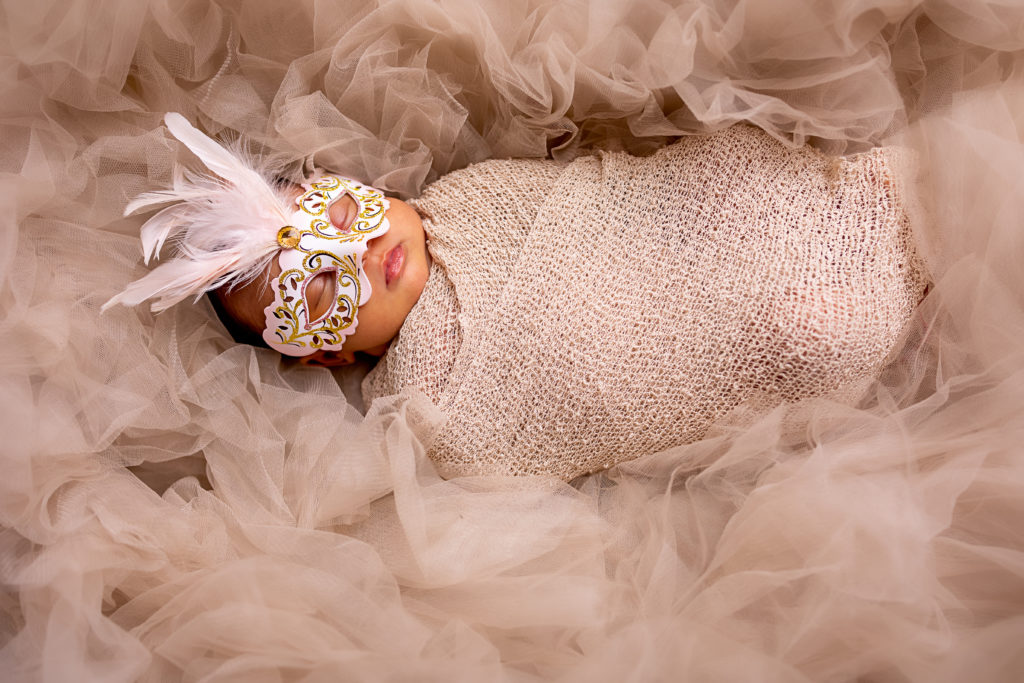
xmin=263 ymin=174 xmax=391 ymax=356
xmin=267 ymin=252 xmax=361 ymax=349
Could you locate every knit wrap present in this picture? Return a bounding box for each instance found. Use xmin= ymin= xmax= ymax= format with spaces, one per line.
xmin=364 ymin=125 xmax=927 ymax=479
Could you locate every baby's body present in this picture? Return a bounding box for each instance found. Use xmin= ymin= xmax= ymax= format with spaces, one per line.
xmin=364 ymin=125 xmax=926 ymax=479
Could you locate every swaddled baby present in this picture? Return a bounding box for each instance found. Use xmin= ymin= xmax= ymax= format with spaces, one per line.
xmin=108 ymin=114 xmax=927 ymax=480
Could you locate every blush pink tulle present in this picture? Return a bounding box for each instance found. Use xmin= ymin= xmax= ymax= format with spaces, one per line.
xmin=2 ymin=1 xmax=1024 ymax=681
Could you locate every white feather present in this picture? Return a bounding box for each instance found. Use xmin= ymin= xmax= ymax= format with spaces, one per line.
xmin=163 ymin=113 xmax=270 ymax=192
xmin=104 ymin=113 xmax=296 ymax=313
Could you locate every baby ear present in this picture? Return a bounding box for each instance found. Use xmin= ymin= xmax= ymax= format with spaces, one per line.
xmin=298 ymin=350 xmax=356 ymax=367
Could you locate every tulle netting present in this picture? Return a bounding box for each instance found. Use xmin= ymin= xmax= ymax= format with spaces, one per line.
xmin=2 ymin=1 xmax=1023 ymax=681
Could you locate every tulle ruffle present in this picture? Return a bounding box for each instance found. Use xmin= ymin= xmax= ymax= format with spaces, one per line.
xmin=2 ymin=1 xmax=1024 ymax=681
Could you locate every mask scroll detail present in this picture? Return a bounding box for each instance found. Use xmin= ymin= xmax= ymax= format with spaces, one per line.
xmin=262 ymin=175 xmax=391 ymax=356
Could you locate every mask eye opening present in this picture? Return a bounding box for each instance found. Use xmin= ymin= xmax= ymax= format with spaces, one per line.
xmin=301 ymin=269 xmax=339 ymax=327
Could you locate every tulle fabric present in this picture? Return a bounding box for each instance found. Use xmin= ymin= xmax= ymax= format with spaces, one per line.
xmin=2 ymin=1 xmax=1023 ymax=680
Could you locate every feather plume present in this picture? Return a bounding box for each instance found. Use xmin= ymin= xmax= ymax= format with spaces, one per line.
xmin=103 ymin=113 xmax=294 ymax=312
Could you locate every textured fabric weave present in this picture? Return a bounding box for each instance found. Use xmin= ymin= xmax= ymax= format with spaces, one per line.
xmin=365 ymin=126 xmax=927 ymax=479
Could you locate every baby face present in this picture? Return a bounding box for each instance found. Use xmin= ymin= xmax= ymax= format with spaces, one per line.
xmin=219 ymin=185 xmax=431 ymax=367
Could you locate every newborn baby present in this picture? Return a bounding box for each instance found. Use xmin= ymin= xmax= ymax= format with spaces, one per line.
xmin=108 ymin=114 xmax=927 ymax=480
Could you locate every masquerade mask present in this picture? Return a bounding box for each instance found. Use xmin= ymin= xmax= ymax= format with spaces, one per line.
xmin=263 ymin=175 xmax=390 ymax=355
xmin=103 ymin=113 xmax=389 ymax=357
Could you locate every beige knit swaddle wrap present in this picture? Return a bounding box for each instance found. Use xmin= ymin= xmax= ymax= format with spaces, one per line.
xmin=364 ymin=125 xmax=927 ymax=480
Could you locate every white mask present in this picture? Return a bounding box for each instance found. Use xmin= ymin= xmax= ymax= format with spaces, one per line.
xmin=263 ymin=175 xmax=391 ymax=356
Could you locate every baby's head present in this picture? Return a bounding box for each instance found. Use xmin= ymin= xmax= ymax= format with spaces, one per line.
xmin=105 ymin=114 xmax=430 ymax=365
xmin=212 ymin=183 xmax=430 ymax=367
